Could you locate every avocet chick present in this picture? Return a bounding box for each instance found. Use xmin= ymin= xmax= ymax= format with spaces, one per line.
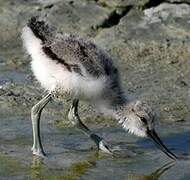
xmin=21 ymin=16 xmax=177 ymax=160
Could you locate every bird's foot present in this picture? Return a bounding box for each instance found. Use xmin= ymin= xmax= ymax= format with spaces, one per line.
xmin=90 ymin=134 xmax=112 ymax=154
xmin=31 ymin=146 xmax=46 ymax=158
xmin=99 ymin=140 xmax=112 ymax=154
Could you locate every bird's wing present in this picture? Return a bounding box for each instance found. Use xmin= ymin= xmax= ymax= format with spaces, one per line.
xmin=42 ymin=33 xmax=117 ymax=77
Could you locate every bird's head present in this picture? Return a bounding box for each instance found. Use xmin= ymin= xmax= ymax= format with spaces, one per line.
xmin=117 ymin=100 xmax=177 ymax=160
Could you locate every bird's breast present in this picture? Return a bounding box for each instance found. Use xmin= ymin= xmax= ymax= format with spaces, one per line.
xmin=31 ymin=54 xmax=107 ymax=101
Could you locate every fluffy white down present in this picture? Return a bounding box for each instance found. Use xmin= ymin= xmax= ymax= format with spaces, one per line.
xmin=21 ymin=26 xmax=106 ymax=101
xmin=115 ymin=113 xmax=147 ymax=137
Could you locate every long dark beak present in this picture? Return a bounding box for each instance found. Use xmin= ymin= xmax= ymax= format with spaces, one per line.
xmin=147 ymin=129 xmax=177 ymax=160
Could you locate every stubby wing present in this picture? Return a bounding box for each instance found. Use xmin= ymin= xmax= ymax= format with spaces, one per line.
xmin=43 ymin=33 xmax=117 ymax=77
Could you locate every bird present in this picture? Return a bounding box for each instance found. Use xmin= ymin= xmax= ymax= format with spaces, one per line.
xmin=21 ymin=16 xmax=177 ymax=160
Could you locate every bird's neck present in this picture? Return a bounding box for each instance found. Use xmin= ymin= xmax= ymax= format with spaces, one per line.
xmin=105 ymin=104 xmax=131 ymax=133
xmin=98 ymin=97 xmax=128 ymax=121
xmin=107 ymin=91 xmax=127 ymax=109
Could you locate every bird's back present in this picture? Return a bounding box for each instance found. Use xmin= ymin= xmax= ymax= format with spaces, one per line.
xmin=47 ymin=33 xmax=117 ymax=77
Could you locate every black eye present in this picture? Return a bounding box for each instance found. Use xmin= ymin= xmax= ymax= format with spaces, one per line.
xmin=140 ymin=117 xmax=147 ymax=123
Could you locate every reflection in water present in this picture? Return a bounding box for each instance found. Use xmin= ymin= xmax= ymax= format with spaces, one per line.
xmin=30 ymin=151 xmax=102 ymax=180
xmin=30 ymin=156 xmax=46 ymax=179
xmin=60 ymin=151 xmax=101 ymax=179
xmin=30 ymin=153 xmax=175 ymax=180
xmin=30 ymin=154 xmax=175 ymax=180
xmin=126 ymin=161 xmax=175 ymax=180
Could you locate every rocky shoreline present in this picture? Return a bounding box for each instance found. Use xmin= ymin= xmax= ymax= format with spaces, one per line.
xmin=0 ymin=0 xmax=190 ymax=124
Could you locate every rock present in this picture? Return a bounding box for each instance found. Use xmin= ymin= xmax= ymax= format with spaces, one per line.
xmin=167 ymin=0 xmax=190 ymax=3
xmin=94 ymin=3 xmax=190 ymax=122
xmin=0 ymin=0 xmax=114 ymax=71
xmin=0 ymin=1 xmax=41 ymax=49
xmin=143 ymin=3 xmax=190 ymax=40
xmin=97 ymin=0 xmax=149 ymax=8
xmin=43 ymin=0 xmax=113 ymax=36
xmin=95 ymin=3 xmax=190 ymax=46
xmin=0 ymin=0 xmax=190 ymax=123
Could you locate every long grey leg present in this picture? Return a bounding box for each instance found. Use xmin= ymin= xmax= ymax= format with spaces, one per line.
xmin=31 ymin=94 xmax=51 ymax=157
xmin=68 ymin=99 xmax=112 ymax=154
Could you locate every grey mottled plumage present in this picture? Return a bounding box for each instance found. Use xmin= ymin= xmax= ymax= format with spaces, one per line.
xmin=29 ymin=16 xmax=117 ymax=77
xmin=28 ymin=16 xmax=125 ymax=106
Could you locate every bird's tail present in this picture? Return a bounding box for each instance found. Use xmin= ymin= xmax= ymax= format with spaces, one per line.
xmin=27 ymin=16 xmax=53 ymax=42
xmin=21 ymin=16 xmax=54 ymax=56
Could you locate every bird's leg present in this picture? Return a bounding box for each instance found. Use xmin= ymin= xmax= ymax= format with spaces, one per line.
xmin=31 ymin=94 xmax=51 ymax=157
xmin=68 ymin=99 xmax=112 ymax=154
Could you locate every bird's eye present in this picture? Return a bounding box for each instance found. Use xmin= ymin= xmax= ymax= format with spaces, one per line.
xmin=140 ymin=117 xmax=147 ymax=123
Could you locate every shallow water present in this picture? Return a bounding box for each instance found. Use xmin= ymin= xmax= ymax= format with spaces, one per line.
xmin=0 ymin=114 xmax=190 ymax=180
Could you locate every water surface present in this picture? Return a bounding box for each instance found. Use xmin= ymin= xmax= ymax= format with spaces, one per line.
xmin=0 ymin=114 xmax=190 ymax=179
